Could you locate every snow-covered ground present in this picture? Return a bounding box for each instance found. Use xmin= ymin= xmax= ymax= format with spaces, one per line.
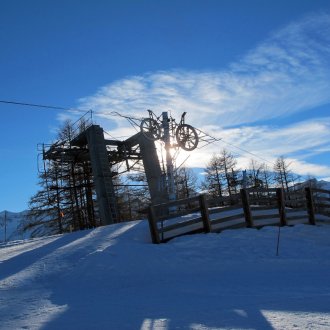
xmin=1 ymin=220 xmax=330 ymax=330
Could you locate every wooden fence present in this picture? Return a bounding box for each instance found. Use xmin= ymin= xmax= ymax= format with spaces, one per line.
xmin=147 ymin=187 xmax=330 ymax=244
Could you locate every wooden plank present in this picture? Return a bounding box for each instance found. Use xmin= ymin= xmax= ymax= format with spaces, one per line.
xmin=285 ymin=198 xmax=305 ymax=203
xmin=207 ymin=195 xmax=240 ymax=206
xmin=250 ymin=205 xmax=276 ymax=211
xmin=199 ymin=194 xmax=211 ymax=233
xmin=156 ymin=207 xmax=201 ymax=221
xmin=315 ymin=197 xmax=330 ymax=203
xmin=315 ymin=213 xmax=330 ymax=219
xmin=285 ymin=198 xmax=305 ymax=204
xmin=285 ymin=192 xmax=305 ymax=199
xmin=153 ymin=195 xmax=200 ymax=209
xmin=253 ymin=220 xmax=280 ymax=228
xmin=314 ymin=203 xmax=330 ymax=209
xmin=286 ymin=215 xmax=309 ymax=221
xmin=211 ymin=213 xmax=245 ymax=225
xmin=285 ymin=204 xmax=306 ymax=211
xmin=248 ymin=193 xmax=277 ymax=199
xmin=285 ymin=200 xmax=305 ymax=205
xmin=211 ymin=222 xmax=246 ymax=233
xmin=147 ymin=206 xmax=160 ymax=244
xmin=305 ymin=187 xmax=316 ymax=225
xmin=240 ymin=189 xmax=253 ymax=227
xmin=311 ymin=188 xmax=330 ymax=194
xmin=162 ymin=228 xmax=205 ymax=242
xmin=247 ymin=187 xmax=277 ymax=193
xmin=208 ymin=204 xmax=243 ymax=215
xmin=158 ymin=216 xmax=203 ymax=233
xmin=285 ymin=207 xmax=307 ymax=213
xmin=207 ymin=196 xmax=228 ymax=205
xmin=252 ymin=214 xmax=279 ymax=221
xmin=248 ymin=197 xmax=276 ymax=204
xmin=276 ymin=188 xmax=287 ymax=226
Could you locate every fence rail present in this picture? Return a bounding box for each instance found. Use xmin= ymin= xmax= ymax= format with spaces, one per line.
xmin=147 ymin=187 xmax=330 ymax=243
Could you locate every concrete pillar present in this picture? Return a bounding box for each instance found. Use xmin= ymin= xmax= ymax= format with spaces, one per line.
xmin=85 ymin=125 xmax=119 ymax=225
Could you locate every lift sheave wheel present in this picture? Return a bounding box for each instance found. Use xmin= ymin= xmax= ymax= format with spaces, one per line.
xmin=175 ymin=124 xmax=199 ymax=151
xmin=140 ymin=118 xmax=161 ymax=140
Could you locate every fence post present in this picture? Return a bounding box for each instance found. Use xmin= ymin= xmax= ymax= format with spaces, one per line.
xmin=240 ymin=189 xmax=253 ymax=227
xmin=147 ymin=206 xmax=161 ymax=244
xmin=305 ymin=187 xmax=316 ymax=225
xmin=276 ymin=188 xmax=287 ymax=226
xmin=199 ymin=194 xmax=211 ymax=233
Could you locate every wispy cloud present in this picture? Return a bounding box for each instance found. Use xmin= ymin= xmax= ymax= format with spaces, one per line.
xmin=176 ymin=117 xmax=330 ymax=176
xmin=74 ymin=12 xmax=330 ymax=178
xmin=79 ymin=12 xmax=330 ymax=127
xmin=214 ymin=118 xmax=330 ymax=158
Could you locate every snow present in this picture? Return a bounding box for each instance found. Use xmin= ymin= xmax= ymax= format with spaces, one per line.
xmin=1 ymin=220 xmax=330 ymax=329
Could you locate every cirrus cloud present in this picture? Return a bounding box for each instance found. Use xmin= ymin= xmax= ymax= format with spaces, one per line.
xmin=74 ymin=12 xmax=330 ymax=179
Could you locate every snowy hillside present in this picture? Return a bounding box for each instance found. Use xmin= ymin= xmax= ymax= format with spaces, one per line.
xmin=1 ymin=220 xmax=330 ymax=329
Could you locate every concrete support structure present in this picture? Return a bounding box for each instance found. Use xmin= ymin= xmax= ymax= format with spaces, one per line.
xmin=84 ymin=125 xmax=119 ymax=225
xmin=125 ymin=132 xmax=168 ymax=205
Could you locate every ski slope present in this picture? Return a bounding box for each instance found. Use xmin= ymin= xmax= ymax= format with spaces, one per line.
xmin=1 ymin=220 xmax=330 ymax=329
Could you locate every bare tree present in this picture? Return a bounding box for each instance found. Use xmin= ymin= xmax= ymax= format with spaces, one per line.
xmin=202 ymin=154 xmax=225 ymax=199
xmin=26 ymin=121 xmax=99 ymax=237
xmin=219 ymin=149 xmax=239 ymax=198
xmin=175 ymin=167 xmax=198 ymax=200
xmin=202 ymin=149 xmax=239 ymax=200
xmin=247 ymin=159 xmax=264 ymax=188
xmin=274 ymin=156 xmax=292 ymax=192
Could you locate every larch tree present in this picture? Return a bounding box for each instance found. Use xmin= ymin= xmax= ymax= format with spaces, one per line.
xmin=202 ymin=154 xmax=225 ymax=199
xmin=273 ymin=156 xmax=299 ymax=192
xmin=219 ymin=149 xmax=239 ymax=198
xmin=175 ymin=166 xmax=198 ymax=200
xmin=247 ymin=159 xmax=264 ymax=188
xmin=25 ymin=160 xmax=65 ymax=237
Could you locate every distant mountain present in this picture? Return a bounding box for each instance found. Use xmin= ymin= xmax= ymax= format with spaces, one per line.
xmin=318 ymin=180 xmax=330 ymax=190
xmin=0 ymin=210 xmax=31 ymax=243
xmin=293 ymin=179 xmax=330 ymax=191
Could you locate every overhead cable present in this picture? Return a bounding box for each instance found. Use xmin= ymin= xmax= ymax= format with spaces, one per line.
xmin=0 ymin=99 xmax=89 ymax=112
xmin=0 ymin=98 xmax=275 ymax=166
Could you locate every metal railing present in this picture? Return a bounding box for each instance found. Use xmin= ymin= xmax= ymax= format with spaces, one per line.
xmin=70 ymin=110 xmax=94 ymax=140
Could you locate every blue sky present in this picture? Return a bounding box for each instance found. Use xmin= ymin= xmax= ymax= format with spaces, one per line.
xmin=1 ymin=0 xmax=330 ymax=211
